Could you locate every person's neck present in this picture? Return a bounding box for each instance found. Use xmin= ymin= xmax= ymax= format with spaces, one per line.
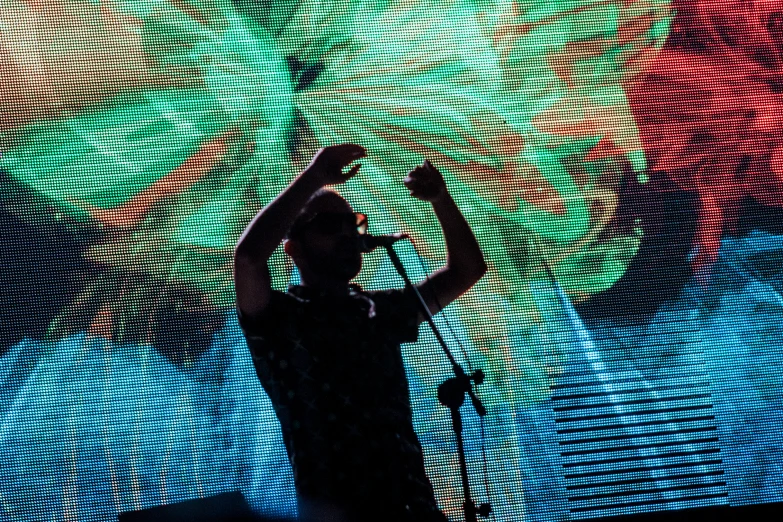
xmin=299 ymin=278 xmax=351 ymax=296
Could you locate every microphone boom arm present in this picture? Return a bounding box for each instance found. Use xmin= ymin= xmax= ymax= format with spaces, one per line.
xmin=382 ymin=243 xmax=491 ymax=521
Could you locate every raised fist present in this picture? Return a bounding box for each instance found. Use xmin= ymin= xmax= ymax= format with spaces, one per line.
xmin=403 ymin=159 xmax=447 ymax=202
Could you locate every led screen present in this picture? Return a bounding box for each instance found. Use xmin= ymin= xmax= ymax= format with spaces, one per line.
xmin=1 ymin=0 xmax=782 ymax=519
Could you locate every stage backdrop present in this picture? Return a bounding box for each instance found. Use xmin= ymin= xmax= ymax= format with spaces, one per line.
xmin=2 ymin=0 xmax=783 ymax=519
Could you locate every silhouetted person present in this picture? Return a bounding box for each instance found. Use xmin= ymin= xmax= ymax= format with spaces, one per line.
xmin=234 ymin=144 xmax=486 ymax=522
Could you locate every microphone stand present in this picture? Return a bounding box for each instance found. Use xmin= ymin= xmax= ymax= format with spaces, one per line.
xmin=382 ymin=243 xmax=491 ymax=522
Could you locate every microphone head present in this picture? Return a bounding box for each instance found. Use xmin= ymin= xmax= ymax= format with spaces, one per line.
xmin=359 ymin=233 xmax=409 ymax=252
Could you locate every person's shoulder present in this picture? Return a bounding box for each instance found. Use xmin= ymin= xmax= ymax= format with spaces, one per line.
xmin=364 ymin=286 xmax=420 ymax=316
xmin=237 ymin=288 xmax=300 ymax=332
xmin=365 ymin=286 xmax=414 ymax=301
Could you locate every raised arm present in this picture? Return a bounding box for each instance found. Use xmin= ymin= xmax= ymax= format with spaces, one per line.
xmin=403 ymin=160 xmax=487 ymax=316
xmin=234 ymin=144 xmax=365 ymax=317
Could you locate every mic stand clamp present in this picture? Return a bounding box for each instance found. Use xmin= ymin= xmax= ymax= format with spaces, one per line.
xmin=383 ymin=244 xmax=492 ymax=522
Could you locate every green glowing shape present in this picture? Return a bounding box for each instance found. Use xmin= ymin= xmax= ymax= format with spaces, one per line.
xmin=3 ymin=90 xmax=228 ymax=211
xmin=0 ymin=0 xmax=672 ymax=396
xmin=0 ymin=0 xmax=673 ymax=517
xmin=2 ymin=0 xmax=294 ymax=300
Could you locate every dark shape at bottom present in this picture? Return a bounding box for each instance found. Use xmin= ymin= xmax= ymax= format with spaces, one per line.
xmin=117 ymin=492 xmax=289 ymax=522
xmin=0 ymin=170 xmax=94 ymax=355
xmin=583 ymin=501 xmax=783 ymax=522
xmin=576 ymin=173 xmax=698 ymax=320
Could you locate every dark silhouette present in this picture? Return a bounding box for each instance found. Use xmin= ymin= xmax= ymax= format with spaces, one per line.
xmin=234 ymin=144 xmax=487 ymax=522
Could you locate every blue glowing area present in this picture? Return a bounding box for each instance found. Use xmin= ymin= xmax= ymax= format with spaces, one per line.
xmin=0 ymin=233 xmax=781 ymax=520
xmin=515 ymin=231 xmax=783 ymax=520
xmin=0 ymin=331 xmax=296 ymax=521
xmin=697 ymin=232 xmax=783 ymax=505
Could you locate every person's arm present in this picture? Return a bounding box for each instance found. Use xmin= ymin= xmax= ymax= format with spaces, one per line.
xmin=234 ymin=144 xmax=366 ymax=318
xmin=403 ymin=160 xmax=487 ymax=316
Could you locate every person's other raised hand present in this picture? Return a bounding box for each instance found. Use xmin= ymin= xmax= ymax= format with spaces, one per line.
xmin=403 ymin=159 xmax=448 ymax=202
xmin=307 ymin=144 xmax=366 ymax=186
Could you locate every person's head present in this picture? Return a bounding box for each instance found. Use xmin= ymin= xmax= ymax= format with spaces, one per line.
xmin=284 ymin=189 xmax=367 ymax=288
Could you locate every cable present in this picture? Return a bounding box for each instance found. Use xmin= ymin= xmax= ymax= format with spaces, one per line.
xmin=480 ymin=415 xmax=498 ymax=522
xmin=407 ymin=238 xmax=473 ymax=372
xmin=405 ymin=238 xmax=497 ymax=521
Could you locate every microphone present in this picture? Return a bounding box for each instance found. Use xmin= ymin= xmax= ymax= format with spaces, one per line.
xmin=360 ymin=233 xmax=410 ymax=252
